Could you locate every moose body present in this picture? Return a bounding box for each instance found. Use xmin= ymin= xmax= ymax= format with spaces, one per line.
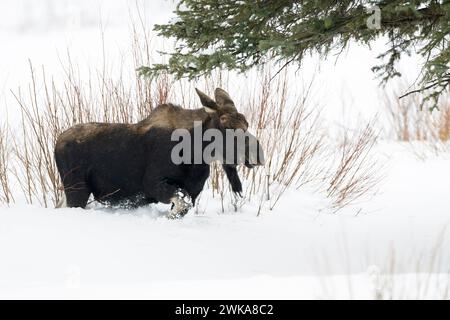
xmin=55 ymin=88 xmax=263 ymax=218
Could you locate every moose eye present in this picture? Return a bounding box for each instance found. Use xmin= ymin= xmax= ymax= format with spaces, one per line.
xmin=219 ymin=115 xmax=228 ymax=125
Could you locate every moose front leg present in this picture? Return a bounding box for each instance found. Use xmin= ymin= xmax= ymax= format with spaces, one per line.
xmin=143 ymin=175 xmax=193 ymax=219
xmin=168 ymin=188 xmax=193 ymax=219
xmin=222 ymin=164 xmax=243 ymax=197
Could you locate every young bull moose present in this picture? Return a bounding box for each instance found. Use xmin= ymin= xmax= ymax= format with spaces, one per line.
xmin=54 ymin=88 xmax=264 ymax=218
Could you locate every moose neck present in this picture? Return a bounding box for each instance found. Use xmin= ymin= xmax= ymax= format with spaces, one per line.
xmin=186 ymin=116 xmax=222 ymax=165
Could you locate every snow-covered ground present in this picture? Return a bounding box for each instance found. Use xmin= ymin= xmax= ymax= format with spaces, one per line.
xmin=1 ymin=143 xmax=449 ymax=299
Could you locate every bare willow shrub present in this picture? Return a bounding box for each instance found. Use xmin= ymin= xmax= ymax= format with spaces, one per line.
xmin=241 ymin=69 xmax=326 ymax=209
xmin=434 ymin=99 xmax=450 ymax=142
xmin=325 ymin=121 xmax=382 ymax=210
xmin=383 ymin=84 xmax=450 ymax=142
xmin=0 ymin=123 xmax=14 ymax=205
xmin=239 ymin=71 xmax=381 ymax=212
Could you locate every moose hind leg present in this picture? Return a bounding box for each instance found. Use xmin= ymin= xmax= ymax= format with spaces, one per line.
xmin=65 ymin=188 xmax=91 ymax=208
xmin=63 ymin=179 xmax=91 ymax=208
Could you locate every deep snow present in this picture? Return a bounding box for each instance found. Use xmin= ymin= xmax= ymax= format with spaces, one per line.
xmin=1 ymin=143 xmax=449 ymax=299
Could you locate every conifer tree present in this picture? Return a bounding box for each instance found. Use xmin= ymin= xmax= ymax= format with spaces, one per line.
xmin=139 ymin=1 xmax=450 ymax=107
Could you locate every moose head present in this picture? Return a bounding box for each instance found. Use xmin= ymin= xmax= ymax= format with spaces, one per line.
xmin=194 ymin=87 xmax=265 ymax=168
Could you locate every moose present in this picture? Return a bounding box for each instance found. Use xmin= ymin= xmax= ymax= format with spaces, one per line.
xmin=54 ymin=88 xmax=264 ymax=218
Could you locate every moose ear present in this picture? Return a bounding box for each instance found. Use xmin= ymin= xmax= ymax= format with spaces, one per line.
xmin=195 ymin=88 xmax=219 ymax=113
xmin=214 ymin=88 xmax=236 ymax=111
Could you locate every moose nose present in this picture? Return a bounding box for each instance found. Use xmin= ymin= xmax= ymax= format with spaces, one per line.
xmin=244 ymin=133 xmax=265 ymax=168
